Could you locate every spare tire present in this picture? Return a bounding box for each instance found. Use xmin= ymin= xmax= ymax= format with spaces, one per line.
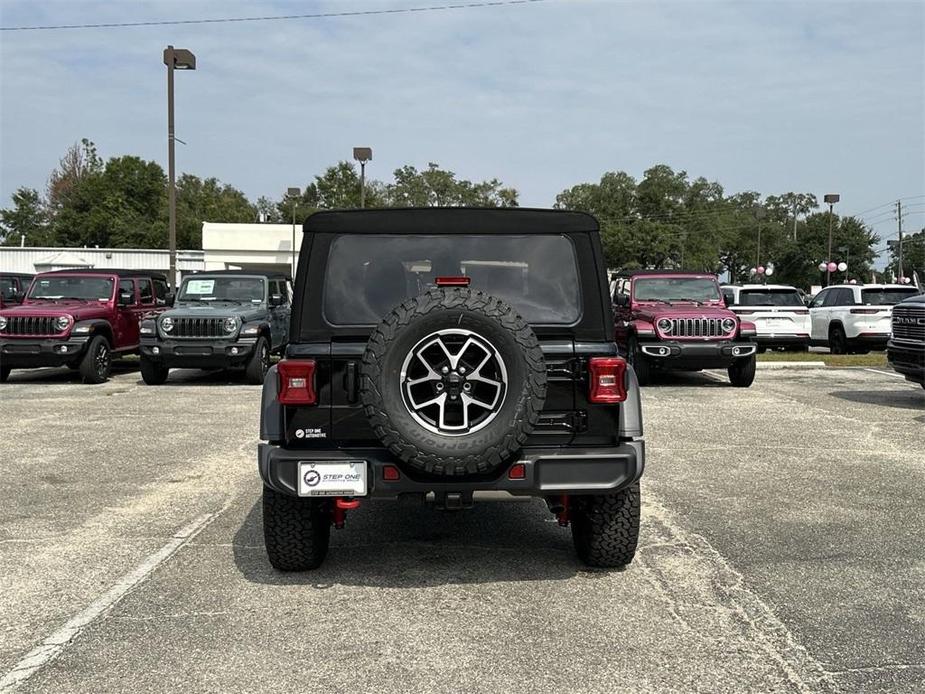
xmin=361 ymin=287 xmax=547 ymax=477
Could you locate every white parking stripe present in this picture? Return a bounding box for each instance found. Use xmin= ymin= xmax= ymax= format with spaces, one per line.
xmin=863 ymin=368 xmax=906 ymax=379
xmin=0 ymin=512 xmax=219 ymax=693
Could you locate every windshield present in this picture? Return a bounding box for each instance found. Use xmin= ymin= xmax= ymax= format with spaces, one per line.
xmin=28 ymin=276 xmax=114 ymax=301
xmin=1 ymin=277 xmax=19 ymax=300
xmin=738 ymin=289 xmax=804 ymax=307
xmin=324 ymin=234 xmax=581 ymax=325
xmin=633 ymin=277 xmax=720 ymax=303
xmin=178 ymin=276 xmax=265 ymax=303
xmin=860 ymin=288 xmax=920 ymax=306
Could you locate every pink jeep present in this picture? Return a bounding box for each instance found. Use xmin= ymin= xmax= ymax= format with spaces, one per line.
xmin=612 ymin=270 xmax=757 ymax=387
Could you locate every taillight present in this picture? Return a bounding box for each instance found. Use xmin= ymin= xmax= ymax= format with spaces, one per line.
xmin=588 ymin=357 xmax=628 ymax=403
xmin=278 ymin=359 xmax=317 ymax=405
xmin=436 ymin=276 xmax=470 ymax=287
xmin=850 ymin=308 xmax=879 ymax=314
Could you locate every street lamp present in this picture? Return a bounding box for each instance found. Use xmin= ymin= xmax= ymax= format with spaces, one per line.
xmin=353 ymin=147 xmax=372 ymax=208
xmin=287 ymin=187 xmax=301 ymax=279
xmin=163 ymin=45 xmax=196 ymax=292
xmin=823 ymin=193 xmax=840 ymax=287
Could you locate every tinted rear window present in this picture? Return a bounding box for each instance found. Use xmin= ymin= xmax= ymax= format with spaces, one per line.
xmin=860 ymin=288 xmax=919 ymax=305
xmin=323 ymin=234 xmax=581 ymax=325
xmin=739 ymin=289 xmax=803 ymax=306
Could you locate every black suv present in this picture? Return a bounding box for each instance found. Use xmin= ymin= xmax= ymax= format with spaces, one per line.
xmin=887 ymin=292 xmax=924 ymax=388
xmin=139 ymin=270 xmax=291 ymax=385
xmin=258 ymin=208 xmax=645 ymax=570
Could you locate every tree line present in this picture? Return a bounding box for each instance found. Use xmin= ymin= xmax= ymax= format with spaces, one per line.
xmin=1 ymin=139 xmax=918 ymax=288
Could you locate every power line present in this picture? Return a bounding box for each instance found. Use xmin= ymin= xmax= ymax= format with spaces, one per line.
xmin=0 ymin=0 xmax=548 ymax=32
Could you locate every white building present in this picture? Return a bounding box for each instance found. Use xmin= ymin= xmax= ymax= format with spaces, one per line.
xmin=0 ymin=222 xmax=302 ymax=280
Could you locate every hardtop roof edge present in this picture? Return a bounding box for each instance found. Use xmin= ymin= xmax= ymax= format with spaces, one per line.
xmin=613 ymin=269 xmax=719 ymax=278
xmin=186 ymin=269 xmax=290 ymax=279
xmin=35 ymin=268 xmax=168 ymax=279
xmin=301 ymin=207 xmax=600 ymax=235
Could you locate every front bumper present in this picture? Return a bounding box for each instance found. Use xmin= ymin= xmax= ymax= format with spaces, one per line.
xmin=639 ymin=339 xmax=756 ymax=369
xmin=258 ymin=441 xmax=645 ymax=501
xmin=0 ymin=336 xmax=90 ymax=367
xmin=140 ymin=336 xmax=257 ymax=368
xmin=887 ymin=339 xmax=925 ymax=385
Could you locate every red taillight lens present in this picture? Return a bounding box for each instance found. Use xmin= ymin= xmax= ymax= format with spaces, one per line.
xmin=850 ymin=308 xmax=879 ymax=314
xmin=383 ymin=465 xmax=401 ymax=481
xmin=588 ymin=357 xmax=628 ymax=404
xmin=508 ymin=463 xmax=526 ymax=480
xmin=435 ymin=276 xmax=470 ymax=287
xmin=278 ymin=359 xmax=317 ymax=405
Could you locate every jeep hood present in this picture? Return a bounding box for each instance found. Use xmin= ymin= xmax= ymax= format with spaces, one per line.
xmin=163 ymin=303 xmax=266 ymax=324
xmin=1 ymin=300 xmax=111 ymax=321
xmin=634 ymin=302 xmax=735 ymax=322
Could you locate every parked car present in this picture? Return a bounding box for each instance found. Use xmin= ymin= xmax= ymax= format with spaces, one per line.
xmin=808 ymin=283 xmax=921 ymax=353
xmin=0 ymin=269 xmax=170 ymax=383
xmin=258 ymin=208 xmax=644 ymax=571
xmin=887 ymin=292 xmax=925 ymax=388
xmin=721 ymin=284 xmax=810 ymax=352
xmin=613 ymin=270 xmax=757 ymax=386
xmin=0 ymin=272 xmax=33 ymax=309
xmin=139 ymin=270 xmax=291 ymax=385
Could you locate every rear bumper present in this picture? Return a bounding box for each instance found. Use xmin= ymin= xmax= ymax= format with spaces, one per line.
xmin=887 ymin=340 xmax=925 ymax=384
xmin=140 ymin=337 xmax=256 ymax=368
xmin=258 ymin=441 xmax=645 ymax=500
xmin=639 ymin=339 xmax=756 ymax=369
xmin=0 ymin=336 xmax=90 ymax=367
xmin=755 ymin=334 xmax=809 ymax=348
xmin=849 ymin=333 xmax=890 ymax=348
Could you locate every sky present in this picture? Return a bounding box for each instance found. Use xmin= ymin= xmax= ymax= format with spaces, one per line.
xmin=1 ymin=0 xmax=923 ymax=253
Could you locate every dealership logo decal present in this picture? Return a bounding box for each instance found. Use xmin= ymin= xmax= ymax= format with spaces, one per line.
xmin=303 ymin=470 xmax=321 ymax=487
xmin=295 ymin=428 xmax=326 ymax=439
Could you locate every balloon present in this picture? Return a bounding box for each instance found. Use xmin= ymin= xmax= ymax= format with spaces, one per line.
xmin=849 ymin=279 xmax=857 ymax=284
xmin=818 ymin=262 xmax=827 ymax=271
xmin=749 ymin=267 xmax=757 ymax=275
xmin=827 ymin=262 xmax=837 ymax=272
xmin=765 ymin=267 xmax=774 ymax=276
xmin=837 ymin=262 xmax=847 ymax=272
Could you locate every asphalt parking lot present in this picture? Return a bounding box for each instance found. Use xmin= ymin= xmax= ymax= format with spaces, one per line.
xmin=1 ymin=364 xmax=923 ymax=693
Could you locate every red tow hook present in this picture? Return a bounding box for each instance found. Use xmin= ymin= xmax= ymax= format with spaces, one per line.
xmin=556 ymin=495 xmax=570 ymax=527
xmin=332 ymin=497 xmax=360 ymax=529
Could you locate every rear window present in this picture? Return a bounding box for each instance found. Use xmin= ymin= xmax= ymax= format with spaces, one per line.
xmin=738 ymin=289 xmax=803 ymax=306
xmin=323 ymin=234 xmax=581 ymax=325
xmin=860 ymin=288 xmax=919 ymax=305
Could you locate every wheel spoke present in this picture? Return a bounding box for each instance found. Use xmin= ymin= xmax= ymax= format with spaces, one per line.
xmin=409 ymin=391 xmax=446 ymax=411
xmin=462 ymin=392 xmax=496 ymax=410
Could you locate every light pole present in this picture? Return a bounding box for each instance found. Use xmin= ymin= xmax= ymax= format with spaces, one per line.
xmin=823 ymin=193 xmax=840 ymax=287
xmin=287 ymin=187 xmax=300 ymax=279
xmin=353 ymin=147 xmax=372 ymax=208
xmin=754 ymin=205 xmax=766 ymax=278
xmin=163 ymin=45 xmax=196 ymax=292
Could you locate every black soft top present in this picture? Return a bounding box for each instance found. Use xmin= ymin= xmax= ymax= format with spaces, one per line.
xmin=302 ymin=208 xmax=599 ymax=235
xmin=36 ymin=268 xmax=168 ymax=280
xmin=186 ymin=269 xmax=289 ymax=280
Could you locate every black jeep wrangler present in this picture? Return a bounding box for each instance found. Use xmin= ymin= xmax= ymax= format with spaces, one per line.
xmin=258 ymin=208 xmax=645 ymax=570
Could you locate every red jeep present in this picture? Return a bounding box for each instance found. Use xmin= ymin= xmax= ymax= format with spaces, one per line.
xmin=0 ymin=269 xmax=170 ymax=383
xmin=612 ymin=270 xmax=757 ymax=387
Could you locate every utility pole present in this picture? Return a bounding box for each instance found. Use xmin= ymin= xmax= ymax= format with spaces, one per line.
xmin=792 ymin=200 xmax=798 ymax=242
xmin=895 ymin=199 xmax=904 ymax=282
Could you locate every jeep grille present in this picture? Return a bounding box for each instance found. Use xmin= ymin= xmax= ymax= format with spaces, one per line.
xmin=1 ymin=316 xmax=62 ymax=337
xmin=663 ymin=317 xmax=730 ymax=339
xmin=170 ymin=317 xmax=233 ymax=339
xmin=891 ymin=305 xmax=925 ymax=342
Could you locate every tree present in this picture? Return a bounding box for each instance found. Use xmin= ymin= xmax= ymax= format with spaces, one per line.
xmin=889 ymin=228 xmax=925 ymax=280
xmin=46 ymin=139 xmax=103 ymax=214
xmin=386 ymin=163 xmax=517 ymax=207
xmin=0 ymin=188 xmax=52 ymax=246
xmin=176 ymin=175 xmax=256 ymax=249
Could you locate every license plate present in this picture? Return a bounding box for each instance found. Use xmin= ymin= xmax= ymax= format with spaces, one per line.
xmin=298 ymin=461 xmax=367 ymax=497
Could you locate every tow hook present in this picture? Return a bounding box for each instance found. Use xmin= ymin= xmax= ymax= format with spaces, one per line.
xmin=556 ymin=495 xmax=570 ymax=527
xmin=332 ymin=497 xmax=360 ymax=529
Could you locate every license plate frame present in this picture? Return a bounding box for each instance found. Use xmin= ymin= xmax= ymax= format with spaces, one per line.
xmin=297 ymin=461 xmax=368 ymax=497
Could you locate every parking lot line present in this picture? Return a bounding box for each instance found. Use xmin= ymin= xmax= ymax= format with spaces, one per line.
xmin=862 ymin=367 xmax=907 ymax=379
xmin=0 ymin=512 xmax=219 ymax=694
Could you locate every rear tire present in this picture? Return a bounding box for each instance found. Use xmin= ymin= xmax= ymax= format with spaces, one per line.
xmin=728 ymin=354 xmax=756 ymax=387
xmin=627 ymin=335 xmax=650 ymax=386
xmin=262 ymin=486 xmax=331 ymax=571
xmin=245 ymin=336 xmax=270 ymax=385
xmin=79 ymin=335 xmax=112 ymax=384
xmin=140 ymin=357 xmax=170 ymax=385
xmin=829 ymin=325 xmax=848 ymax=355
xmin=572 ymin=484 xmax=641 ymax=568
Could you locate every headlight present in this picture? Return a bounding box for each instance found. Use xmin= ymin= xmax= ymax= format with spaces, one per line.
xmin=656 ymin=318 xmax=672 ymax=333
xmin=54 ymin=315 xmax=71 ymax=331
xmin=161 ymin=316 xmax=174 ymax=332
xmin=241 ymin=325 xmax=260 ymax=336
xmin=223 ymin=317 xmax=238 ymax=333
xmin=722 ymin=317 xmax=737 ymax=333
xmin=0 ymin=316 xmax=7 ymax=331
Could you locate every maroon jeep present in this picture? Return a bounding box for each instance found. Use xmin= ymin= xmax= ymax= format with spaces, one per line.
xmin=612 ymin=270 xmax=758 ymax=387
xmin=0 ymin=269 xmax=170 ymax=383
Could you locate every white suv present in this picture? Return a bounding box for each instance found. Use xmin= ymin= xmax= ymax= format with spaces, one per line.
xmin=808 ymin=284 xmax=921 ymax=353
xmin=721 ymin=284 xmax=810 ymax=352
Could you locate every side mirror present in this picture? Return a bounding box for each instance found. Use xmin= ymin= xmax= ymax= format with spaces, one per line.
xmin=165 ymin=292 xmax=176 ymax=307
xmin=118 ymin=291 xmax=134 ymax=306
xmin=614 ymin=293 xmax=630 ymax=307
xmin=269 ymin=293 xmax=284 ymax=307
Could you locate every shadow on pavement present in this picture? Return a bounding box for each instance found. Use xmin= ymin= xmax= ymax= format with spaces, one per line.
xmin=829 ymin=388 xmax=925 ymax=410
xmin=4 ymin=361 xmax=139 ymax=384
xmin=643 ymin=371 xmax=729 ymax=388
xmin=232 ymin=497 xmax=590 ymax=588
xmin=132 ymin=368 xmax=260 ymax=388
